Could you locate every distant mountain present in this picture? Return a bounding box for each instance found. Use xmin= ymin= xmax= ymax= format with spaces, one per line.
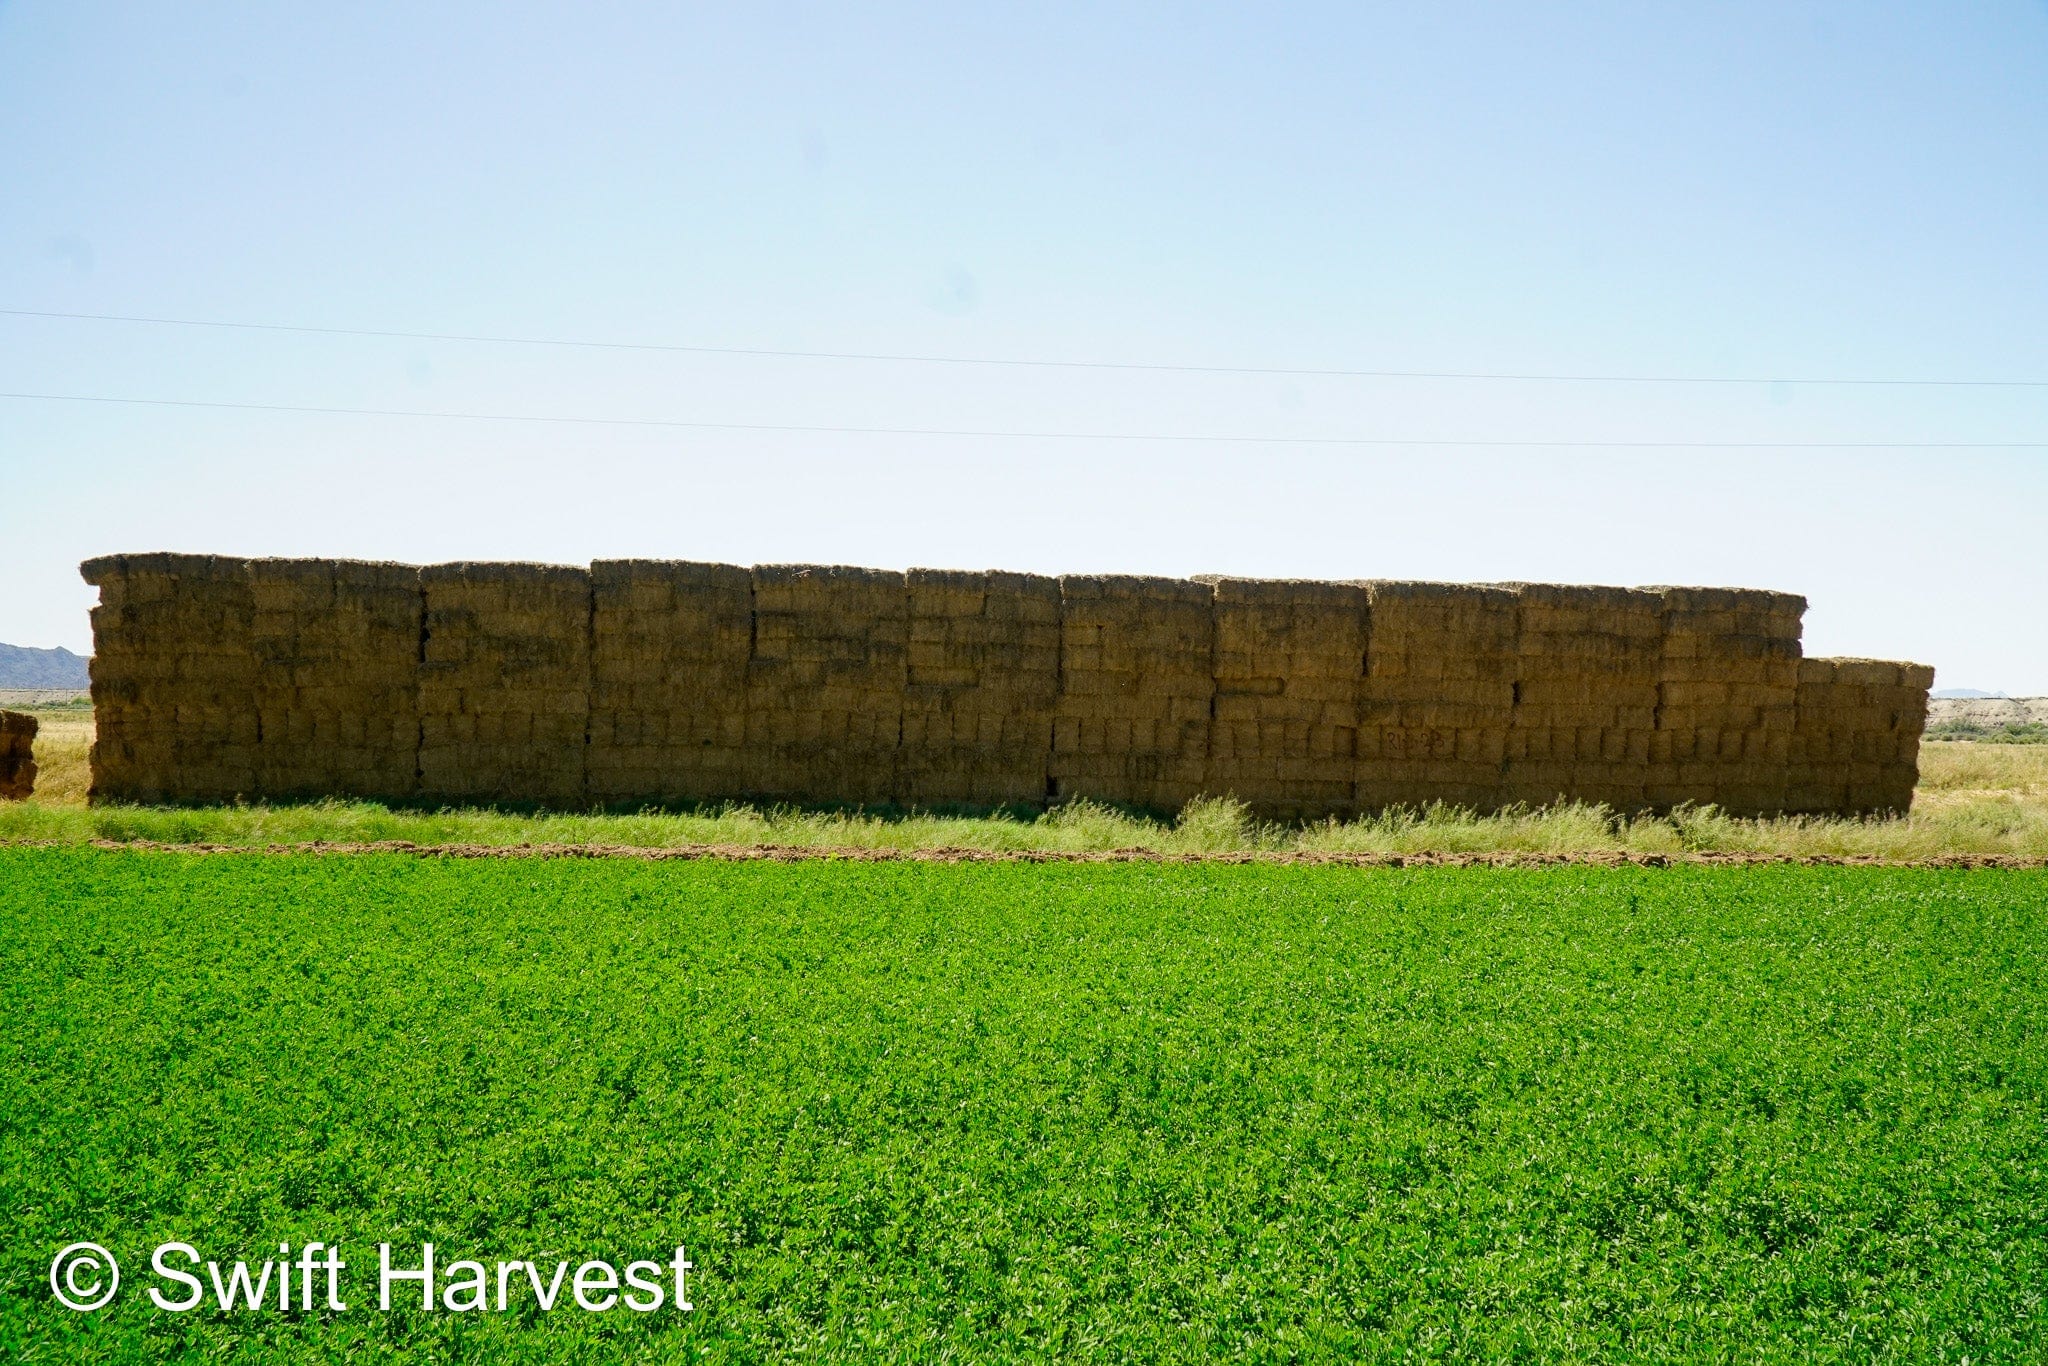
xmin=0 ymin=643 xmax=90 ymax=688
xmin=1932 ymin=688 xmax=2007 ymax=700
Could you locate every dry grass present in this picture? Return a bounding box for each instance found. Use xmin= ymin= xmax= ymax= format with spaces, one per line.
xmin=5 ymin=718 xmax=2046 ymax=858
xmin=17 ymin=706 xmax=92 ymax=806
xmin=1915 ymin=739 xmax=2048 ymax=803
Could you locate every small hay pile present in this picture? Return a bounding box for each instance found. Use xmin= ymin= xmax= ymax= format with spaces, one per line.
xmin=0 ymin=710 xmax=35 ymax=799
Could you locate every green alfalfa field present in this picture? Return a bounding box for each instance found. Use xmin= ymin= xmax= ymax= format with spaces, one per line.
xmin=3 ymin=849 xmax=2045 ymax=1362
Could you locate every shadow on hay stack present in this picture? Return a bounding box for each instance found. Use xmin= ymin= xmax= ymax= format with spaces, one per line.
xmin=75 ymin=554 xmax=1933 ymax=820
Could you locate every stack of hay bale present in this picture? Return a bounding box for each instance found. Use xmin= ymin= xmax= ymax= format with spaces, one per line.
xmin=587 ymin=560 xmax=753 ymax=806
xmin=247 ymin=559 xmax=421 ymax=801
xmin=0 ymin=710 xmax=35 ymax=800
xmin=1357 ymin=582 xmax=1518 ymax=811
xmin=417 ymin=562 xmax=589 ymax=806
xmin=73 ymin=552 xmax=1940 ymax=821
xmin=744 ymin=565 xmax=907 ymax=805
xmin=1789 ymin=658 xmax=1934 ymax=815
xmin=1051 ymin=575 xmax=1214 ymax=813
xmin=79 ymin=553 xmax=259 ymax=803
xmin=1652 ymin=587 xmax=1804 ymax=815
xmin=1501 ymin=584 xmax=1665 ymax=811
xmin=1201 ymin=577 xmax=1365 ymax=820
xmin=897 ymin=568 xmax=1060 ymax=808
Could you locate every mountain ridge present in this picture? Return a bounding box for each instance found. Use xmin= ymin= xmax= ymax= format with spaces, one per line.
xmin=0 ymin=643 xmax=91 ymax=689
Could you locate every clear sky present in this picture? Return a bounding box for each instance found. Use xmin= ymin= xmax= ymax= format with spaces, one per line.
xmin=3 ymin=3 xmax=2045 ymax=690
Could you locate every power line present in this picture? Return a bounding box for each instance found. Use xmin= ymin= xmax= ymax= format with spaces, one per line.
xmin=5 ymin=306 xmax=2046 ymax=389
xmin=4 ymin=389 xmax=2043 ymax=447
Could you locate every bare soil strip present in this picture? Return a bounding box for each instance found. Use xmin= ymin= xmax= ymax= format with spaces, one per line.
xmin=16 ymin=838 xmax=2043 ymax=869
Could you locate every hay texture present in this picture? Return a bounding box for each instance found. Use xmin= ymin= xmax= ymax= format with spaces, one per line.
xmin=743 ymin=565 xmax=907 ymax=805
xmin=1200 ymin=577 xmax=1365 ymax=820
xmin=1788 ymin=658 xmax=1935 ymax=816
xmin=417 ymin=562 xmax=589 ymax=806
xmin=0 ymin=710 xmax=35 ymax=800
xmin=899 ymin=569 xmax=1060 ymax=808
xmin=1652 ymin=587 xmax=1804 ymax=816
xmin=587 ymin=560 xmax=752 ymax=805
xmin=1357 ymin=581 xmax=1519 ymax=810
xmin=80 ymin=553 xmax=259 ymax=803
xmin=78 ymin=555 xmax=1933 ymax=819
xmin=248 ymin=559 xmax=421 ymax=801
xmin=1052 ymin=575 xmax=1214 ymax=813
xmin=1498 ymin=583 xmax=1668 ymax=811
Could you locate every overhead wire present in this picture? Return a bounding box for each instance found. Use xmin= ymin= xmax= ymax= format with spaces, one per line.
xmin=6 ymin=306 xmax=2048 ymax=388
xmin=3 ymin=390 xmax=2044 ymax=447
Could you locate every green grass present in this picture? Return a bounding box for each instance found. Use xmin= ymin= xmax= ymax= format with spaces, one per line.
xmin=3 ymin=850 xmax=2045 ymax=1361
xmin=6 ymin=787 xmax=2048 ymax=860
xmin=1926 ymin=719 xmax=2048 ymax=744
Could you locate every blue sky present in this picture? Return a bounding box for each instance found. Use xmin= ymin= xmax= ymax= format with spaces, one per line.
xmin=3 ymin=2 xmax=2046 ymax=689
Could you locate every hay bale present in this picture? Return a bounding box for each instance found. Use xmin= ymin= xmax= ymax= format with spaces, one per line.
xmin=1356 ymin=581 xmax=1517 ymax=812
xmin=897 ymin=568 xmax=1059 ymax=808
xmin=1051 ymin=575 xmax=1213 ymax=813
xmin=1644 ymin=586 xmax=1805 ymax=813
xmin=79 ymin=553 xmax=259 ymax=803
xmin=1785 ymin=656 xmax=1931 ymax=816
xmin=588 ymin=560 xmax=751 ymax=805
xmin=1495 ymin=584 xmax=1664 ymax=810
xmin=1199 ymin=576 xmax=1365 ymax=820
xmin=70 ymin=553 xmax=1914 ymax=821
xmin=0 ymin=710 xmax=36 ymax=800
xmin=417 ymin=562 xmax=589 ymax=806
xmin=742 ymin=565 xmax=907 ymax=805
xmin=247 ymin=559 xmax=421 ymax=801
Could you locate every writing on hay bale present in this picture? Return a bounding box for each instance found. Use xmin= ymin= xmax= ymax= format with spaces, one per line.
xmin=77 ymin=555 xmax=1932 ymax=818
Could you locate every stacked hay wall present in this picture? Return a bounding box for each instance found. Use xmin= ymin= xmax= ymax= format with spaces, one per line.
xmin=248 ymin=559 xmax=421 ymax=800
xmin=1358 ymin=582 xmax=1518 ymax=810
xmin=587 ymin=560 xmax=751 ymax=806
xmin=898 ymin=569 xmax=1060 ymax=808
xmin=0 ymin=710 xmax=35 ymax=800
xmin=1654 ymin=588 xmax=1803 ymax=816
xmin=78 ymin=554 xmax=1933 ymax=819
xmin=1202 ymin=578 xmax=1364 ymax=820
xmin=80 ymin=554 xmax=258 ymax=803
xmin=1788 ymin=659 xmax=1935 ymax=816
xmin=1051 ymin=575 xmax=1213 ymax=811
xmin=1504 ymin=585 xmax=1666 ymax=810
xmin=743 ymin=566 xmax=906 ymax=805
xmin=416 ymin=563 xmax=589 ymax=806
